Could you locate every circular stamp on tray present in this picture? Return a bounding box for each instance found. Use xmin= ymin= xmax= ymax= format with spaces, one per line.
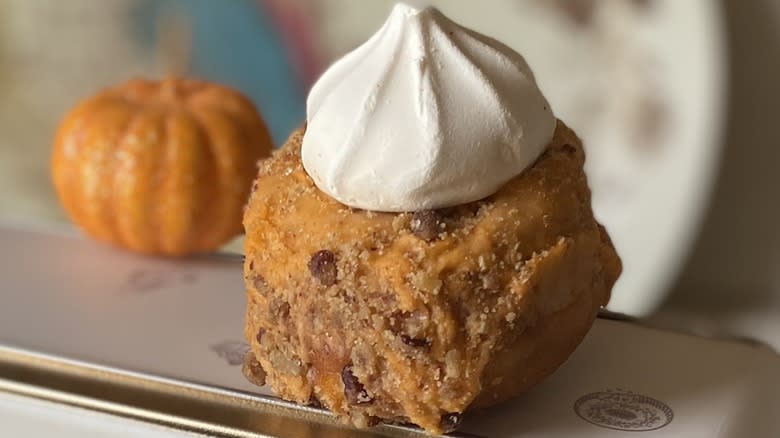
xmin=574 ymin=389 xmax=673 ymax=431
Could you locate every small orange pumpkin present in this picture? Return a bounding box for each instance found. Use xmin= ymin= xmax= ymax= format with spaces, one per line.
xmin=52 ymin=77 xmax=273 ymax=256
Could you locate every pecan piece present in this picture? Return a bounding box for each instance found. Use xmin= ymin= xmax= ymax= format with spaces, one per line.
xmin=341 ymin=365 xmax=373 ymax=405
xmin=410 ymin=210 xmax=445 ymax=241
xmin=400 ymin=334 xmax=432 ymax=350
xmin=241 ymin=351 xmax=267 ymax=387
xmin=308 ymin=250 xmax=338 ymax=286
xmin=440 ymin=412 xmax=463 ymax=432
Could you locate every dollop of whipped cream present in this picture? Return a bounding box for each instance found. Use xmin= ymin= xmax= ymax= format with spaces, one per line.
xmin=302 ymin=3 xmax=555 ymax=212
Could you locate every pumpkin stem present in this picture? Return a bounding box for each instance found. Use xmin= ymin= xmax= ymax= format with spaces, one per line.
xmin=156 ymin=6 xmax=192 ymax=78
xmin=160 ymin=77 xmax=180 ymax=99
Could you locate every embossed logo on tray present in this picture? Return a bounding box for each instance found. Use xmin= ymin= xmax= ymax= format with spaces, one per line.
xmin=574 ymin=389 xmax=673 ymax=431
xmin=210 ymin=340 xmax=250 ymax=366
xmin=120 ymin=268 xmax=197 ymax=293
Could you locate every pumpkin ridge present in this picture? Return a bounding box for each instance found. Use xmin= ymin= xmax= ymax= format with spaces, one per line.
xmin=103 ymin=107 xmax=137 ymax=249
xmin=188 ymin=89 xmax=260 ymax=134
xmin=180 ymin=79 xmax=210 ymax=97
xmin=229 ymin=109 xmax=265 ymax=238
xmin=188 ymin=106 xmax=239 ymax=252
xmin=184 ymin=107 xmax=227 ymax=247
xmin=53 ymin=98 xmax=113 ymax=228
xmin=156 ymin=111 xmax=187 ymax=254
xmin=179 ymin=108 xmax=219 ymax=253
xmin=173 ymin=105 xmax=213 ymax=252
xmin=52 ymin=114 xmax=86 ymax=226
xmin=115 ymin=109 xmax=168 ymax=253
xmin=76 ymin=100 xmax=136 ymax=244
xmin=199 ymin=100 xmax=271 ymax=180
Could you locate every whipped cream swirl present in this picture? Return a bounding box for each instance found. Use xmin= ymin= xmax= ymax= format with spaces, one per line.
xmin=302 ymin=3 xmax=555 ymax=212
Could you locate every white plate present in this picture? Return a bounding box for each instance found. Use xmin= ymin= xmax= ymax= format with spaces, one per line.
xmin=305 ymin=0 xmax=727 ymax=315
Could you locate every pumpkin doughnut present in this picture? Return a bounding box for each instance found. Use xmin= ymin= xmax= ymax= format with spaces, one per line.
xmin=242 ymin=121 xmax=621 ymax=433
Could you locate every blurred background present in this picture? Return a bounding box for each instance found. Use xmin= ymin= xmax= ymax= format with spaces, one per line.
xmin=0 ymin=1 xmax=778 ymax=346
